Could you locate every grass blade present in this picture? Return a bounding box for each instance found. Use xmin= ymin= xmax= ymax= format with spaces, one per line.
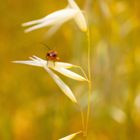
xmin=44 ymin=66 xmax=77 ymax=104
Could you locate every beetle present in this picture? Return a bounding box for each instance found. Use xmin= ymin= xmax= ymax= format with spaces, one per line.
xmin=41 ymin=43 xmax=60 ymax=62
xmin=46 ymin=50 xmax=60 ymax=61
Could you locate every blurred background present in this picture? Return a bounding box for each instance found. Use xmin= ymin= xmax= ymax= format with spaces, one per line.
xmin=0 ymin=0 xmax=140 ymax=139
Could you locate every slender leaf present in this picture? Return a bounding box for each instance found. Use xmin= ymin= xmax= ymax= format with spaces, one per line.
xmin=59 ymin=131 xmax=82 ymax=140
xmin=52 ymin=67 xmax=87 ymax=81
xmin=44 ymin=66 xmax=77 ymax=103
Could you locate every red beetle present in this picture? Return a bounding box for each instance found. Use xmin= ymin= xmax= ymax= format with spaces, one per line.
xmin=46 ymin=50 xmax=60 ymax=61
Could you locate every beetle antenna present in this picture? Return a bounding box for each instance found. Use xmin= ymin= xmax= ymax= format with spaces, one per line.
xmin=40 ymin=43 xmax=52 ymax=50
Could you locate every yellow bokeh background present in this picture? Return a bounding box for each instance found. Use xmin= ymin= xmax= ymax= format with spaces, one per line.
xmin=0 ymin=0 xmax=140 ymax=140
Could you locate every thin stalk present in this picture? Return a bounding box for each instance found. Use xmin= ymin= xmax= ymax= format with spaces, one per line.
xmin=74 ymin=65 xmax=89 ymax=81
xmin=78 ymin=104 xmax=85 ymax=133
xmin=85 ymin=28 xmax=92 ymax=136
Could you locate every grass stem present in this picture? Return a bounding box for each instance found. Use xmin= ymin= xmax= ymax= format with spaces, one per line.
xmin=85 ymin=28 xmax=92 ymax=137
